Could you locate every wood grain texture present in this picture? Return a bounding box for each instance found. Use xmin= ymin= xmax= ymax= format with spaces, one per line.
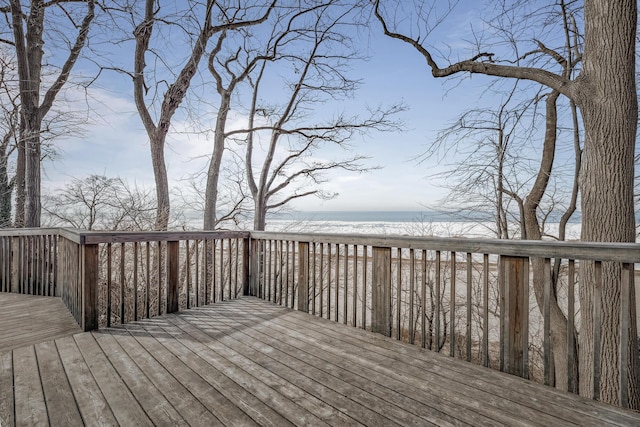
xmin=3 ymin=297 xmax=640 ymax=426
xmin=0 ymin=293 xmax=81 ymax=353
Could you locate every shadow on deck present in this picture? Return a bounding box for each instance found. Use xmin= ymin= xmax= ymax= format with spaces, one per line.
xmin=1 ymin=297 xmax=639 ymax=426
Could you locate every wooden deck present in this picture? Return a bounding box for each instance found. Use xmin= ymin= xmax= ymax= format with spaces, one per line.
xmin=1 ymin=297 xmax=639 ymax=426
xmin=0 ymin=293 xmax=81 ymax=353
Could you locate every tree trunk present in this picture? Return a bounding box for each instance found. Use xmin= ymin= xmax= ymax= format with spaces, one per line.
xmin=253 ymin=196 xmax=266 ymax=231
xmin=13 ymin=122 xmax=25 ymax=227
xmin=0 ymin=145 xmax=13 ymax=228
xmin=575 ymin=0 xmax=639 ymax=407
xmin=150 ymin=132 xmax=169 ymax=231
xmin=523 ymin=91 xmax=578 ymax=391
xmin=203 ymin=93 xmax=230 ymax=231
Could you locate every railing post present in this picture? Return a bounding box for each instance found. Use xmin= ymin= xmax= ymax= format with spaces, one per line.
xmin=297 ymin=242 xmax=310 ymax=313
xmin=81 ymin=243 xmax=99 ymax=332
xmin=371 ymin=246 xmax=392 ymax=337
xmin=500 ymin=255 xmax=528 ymax=378
xmin=243 ymin=237 xmax=251 ymax=296
xmin=167 ymin=240 xmax=179 ymax=313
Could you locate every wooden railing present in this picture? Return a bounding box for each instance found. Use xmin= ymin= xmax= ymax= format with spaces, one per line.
xmin=0 ymin=228 xmax=250 ymax=331
xmin=248 ymin=231 xmax=640 ymax=409
xmin=1 ymin=228 xmax=638 ymax=408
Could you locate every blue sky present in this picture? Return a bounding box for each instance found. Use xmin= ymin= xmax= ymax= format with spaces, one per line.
xmin=43 ymin=1 xmax=505 ymax=212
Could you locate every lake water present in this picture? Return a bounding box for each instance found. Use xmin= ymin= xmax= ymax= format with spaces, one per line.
xmin=264 ymin=210 xmax=582 ymax=239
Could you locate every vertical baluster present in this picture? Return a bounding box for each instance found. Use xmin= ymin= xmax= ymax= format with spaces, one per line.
xmin=291 ymin=241 xmax=296 ymax=309
xmin=522 ymin=258 xmax=530 ymax=379
xmin=133 ymin=242 xmax=139 ymax=320
xmin=327 ymin=243 xmax=332 ymax=317
xmin=352 ymin=245 xmax=358 ymax=327
xmin=195 ymin=240 xmax=200 ymax=306
xmin=483 ymin=254 xmax=489 ymax=367
xmin=363 ymin=246 xmax=368 ymax=331
xmin=319 ymin=243 xmax=324 ymax=318
xmin=145 ymin=242 xmax=150 ymax=319
xmin=409 ymin=248 xmax=415 ymax=344
xmin=335 ymin=243 xmax=339 ymax=321
xmin=466 ymin=253 xmax=472 ymax=361
xmin=157 ymin=241 xmax=162 ymax=316
xmin=107 ymin=243 xmax=112 ymax=327
xmin=278 ymin=240 xmax=283 ymax=305
xmin=421 ymin=250 xmax=427 ymax=348
xmin=435 ymin=251 xmax=441 ymax=352
xmin=450 ymin=251 xmax=456 ymax=357
xmin=234 ymin=238 xmax=239 ymax=299
xmin=396 ymin=248 xmax=402 ymax=340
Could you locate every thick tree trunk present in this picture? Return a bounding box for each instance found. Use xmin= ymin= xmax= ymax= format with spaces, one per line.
xmin=575 ymin=0 xmax=639 ymax=408
xmin=24 ymin=122 xmax=41 ymax=227
xmin=253 ymin=196 xmax=266 ymax=231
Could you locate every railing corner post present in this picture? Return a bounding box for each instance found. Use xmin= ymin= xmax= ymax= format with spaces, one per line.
xmin=297 ymin=242 xmax=310 ymax=313
xmin=81 ymin=243 xmax=99 ymax=332
xmin=167 ymin=240 xmax=180 ymax=313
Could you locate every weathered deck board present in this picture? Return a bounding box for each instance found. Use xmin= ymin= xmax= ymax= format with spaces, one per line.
xmin=0 ymin=293 xmax=81 ymax=353
xmin=1 ymin=296 xmax=640 ymax=426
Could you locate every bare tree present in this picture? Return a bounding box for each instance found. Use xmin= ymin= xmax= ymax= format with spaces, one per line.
xmin=375 ymin=0 xmax=638 ymax=407
xmin=131 ymin=0 xmax=275 ymax=230
xmin=42 ymin=174 xmax=157 ymax=231
xmin=233 ymin=2 xmax=402 ymax=230
xmin=1 ymin=0 xmax=96 ymax=227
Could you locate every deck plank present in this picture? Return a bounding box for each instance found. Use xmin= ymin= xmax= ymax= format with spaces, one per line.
xmin=34 ymin=340 xmax=84 ymax=426
xmin=164 ymin=314 xmax=361 ymax=426
xmin=0 ymin=293 xmax=81 ymax=353
xmin=5 ymin=296 xmax=640 ymax=426
xmin=55 ymin=335 xmax=119 ymax=426
xmin=73 ymin=333 xmax=154 ymax=427
xmin=279 ymin=303 xmax=640 ymax=426
xmin=91 ymin=331 xmax=188 ymax=426
xmin=12 ymin=345 xmax=48 ymax=426
xmin=120 ymin=323 xmax=260 ymax=427
xmin=104 ymin=328 xmax=220 ymax=426
xmin=204 ymin=303 xmax=497 ymax=426
xmin=0 ymin=351 xmax=14 ymax=426
xmin=131 ymin=318 xmax=304 ymax=427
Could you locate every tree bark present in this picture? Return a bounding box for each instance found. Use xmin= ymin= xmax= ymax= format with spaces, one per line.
xmin=576 ymin=0 xmax=638 ymax=407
